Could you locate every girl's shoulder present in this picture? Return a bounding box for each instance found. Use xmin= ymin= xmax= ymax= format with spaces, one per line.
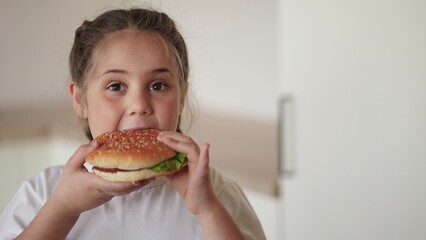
xmin=0 ymin=165 xmax=64 ymax=237
xmin=209 ymin=168 xmax=267 ymax=239
xmin=20 ymin=165 xmax=64 ymax=200
xmin=35 ymin=165 xmax=64 ymax=181
xmin=31 ymin=165 xmax=63 ymax=184
xmin=209 ymin=168 xmax=245 ymax=199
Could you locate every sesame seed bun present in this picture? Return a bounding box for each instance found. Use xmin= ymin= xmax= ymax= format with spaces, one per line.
xmin=85 ymin=129 xmax=184 ymax=183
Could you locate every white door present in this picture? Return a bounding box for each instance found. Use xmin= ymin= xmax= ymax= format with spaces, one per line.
xmin=278 ymin=1 xmax=426 ymax=239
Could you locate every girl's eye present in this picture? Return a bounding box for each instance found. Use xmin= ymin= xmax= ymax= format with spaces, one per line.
xmin=107 ymin=83 xmax=124 ymax=91
xmin=149 ymin=82 xmax=168 ymax=91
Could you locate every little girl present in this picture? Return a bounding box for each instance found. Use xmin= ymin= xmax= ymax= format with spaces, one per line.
xmin=0 ymin=7 xmax=266 ymax=240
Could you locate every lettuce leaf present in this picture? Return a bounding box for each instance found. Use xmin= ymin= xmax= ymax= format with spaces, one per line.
xmin=149 ymin=153 xmax=187 ymax=173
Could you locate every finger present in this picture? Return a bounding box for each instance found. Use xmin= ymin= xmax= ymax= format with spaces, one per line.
xmin=117 ymin=179 xmax=154 ymax=195
xmin=162 ymin=137 xmax=200 ymax=162
xmin=66 ymin=141 xmax=99 ymax=171
xmin=92 ymin=177 xmax=152 ymax=196
xmin=195 ymin=143 xmax=210 ymax=176
xmin=112 ymin=183 xmax=144 ymax=196
xmin=157 ymin=131 xmax=194 ymax=144
xmin=157 ymin=132 xmax=202 ymax=162
xmin=166 ymin=166 xmax=189 ymax=181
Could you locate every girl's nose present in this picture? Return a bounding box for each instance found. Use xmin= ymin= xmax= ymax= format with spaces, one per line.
xmin=128 ymin=91 xmax=153 ymax=116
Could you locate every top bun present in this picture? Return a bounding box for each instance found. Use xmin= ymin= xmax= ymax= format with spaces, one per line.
xmin=85 ymin=129 xmax=176 ymax=170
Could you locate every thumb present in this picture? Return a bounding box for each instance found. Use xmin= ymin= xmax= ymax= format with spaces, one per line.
xmin=66 ymin=140 xmax=99 ymax=170
xmin=195 ymin=143 xmax=210 ymax=175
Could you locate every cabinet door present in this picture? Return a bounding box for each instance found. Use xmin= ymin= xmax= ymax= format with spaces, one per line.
xmin=279 ymin=1 xmax=426 ymax=239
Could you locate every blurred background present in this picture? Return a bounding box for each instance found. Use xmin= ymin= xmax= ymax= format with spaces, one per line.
xmin=1 ymin=0 xmax=425 ymax=239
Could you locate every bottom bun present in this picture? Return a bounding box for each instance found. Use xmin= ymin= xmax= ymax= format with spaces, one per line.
xmin=92 ymin=168 xmax=173 ymax=183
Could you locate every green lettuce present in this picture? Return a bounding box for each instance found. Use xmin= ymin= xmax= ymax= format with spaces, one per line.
xmin=149 ymin=153 xmax=187 ymax=173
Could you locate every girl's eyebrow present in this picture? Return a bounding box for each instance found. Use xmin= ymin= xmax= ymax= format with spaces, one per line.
xmin=149 ymin=67 xmax=176 ymax=78
xmin=99 ymin=69 xmax=127 ymax=78
xmin=98 ymin=67 xmax=173 ymax=78
xmin=151 ymin=67 xmax=172 ymax=75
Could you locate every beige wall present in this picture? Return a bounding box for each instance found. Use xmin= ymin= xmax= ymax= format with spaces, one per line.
xmin=0 ymin=0 xmax=279 ymax=119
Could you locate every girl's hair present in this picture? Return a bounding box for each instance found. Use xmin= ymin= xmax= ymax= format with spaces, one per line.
xmin=69 ymin=8 xmax=189 ymax=140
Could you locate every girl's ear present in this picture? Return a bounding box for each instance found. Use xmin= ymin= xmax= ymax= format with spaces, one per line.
xmin=69 ymin=82 xmax=87 ymax=119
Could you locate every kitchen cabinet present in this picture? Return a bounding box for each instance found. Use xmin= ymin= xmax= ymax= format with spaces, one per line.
xmin=278 ymin=0 xmax=426 ymax=239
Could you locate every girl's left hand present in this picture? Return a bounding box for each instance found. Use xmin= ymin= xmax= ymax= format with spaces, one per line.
xmin=157 ymin=131 xmax=216 ymax=216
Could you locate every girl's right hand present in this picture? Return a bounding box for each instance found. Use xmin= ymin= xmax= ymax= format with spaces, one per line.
xmin=16 ymin=141 xmax=148 ymax=239
xmin=50 ymin=141 xmax=149 ymax=216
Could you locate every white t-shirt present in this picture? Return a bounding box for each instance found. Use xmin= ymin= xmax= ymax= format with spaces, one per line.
xmin=0 ymin=166 xmax=266 ymax=240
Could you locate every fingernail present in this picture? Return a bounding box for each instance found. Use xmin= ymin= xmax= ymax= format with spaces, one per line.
xmin=90 ymin=140 xmax=98 ymax=147
xmin=132 ymin=181 xmax=140 ymax=186
xmin=157 ymin=133 xmax=164 ymax=140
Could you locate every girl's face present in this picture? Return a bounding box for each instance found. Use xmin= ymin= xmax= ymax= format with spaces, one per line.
xmin=71 ymin=31 xmax=186 ymax=139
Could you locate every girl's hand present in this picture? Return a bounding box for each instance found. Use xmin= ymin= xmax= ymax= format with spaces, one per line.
xmin=16 ymin=141 xmax=151 ymax=240
xmin=50 ymin=141 xmax=150 ymax=216
xmin=157 ymin=131 xmax=216 ymax=216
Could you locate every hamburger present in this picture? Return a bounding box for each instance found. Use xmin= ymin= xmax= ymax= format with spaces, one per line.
xmin=85 ymin=129 xmax=187 ymax=183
